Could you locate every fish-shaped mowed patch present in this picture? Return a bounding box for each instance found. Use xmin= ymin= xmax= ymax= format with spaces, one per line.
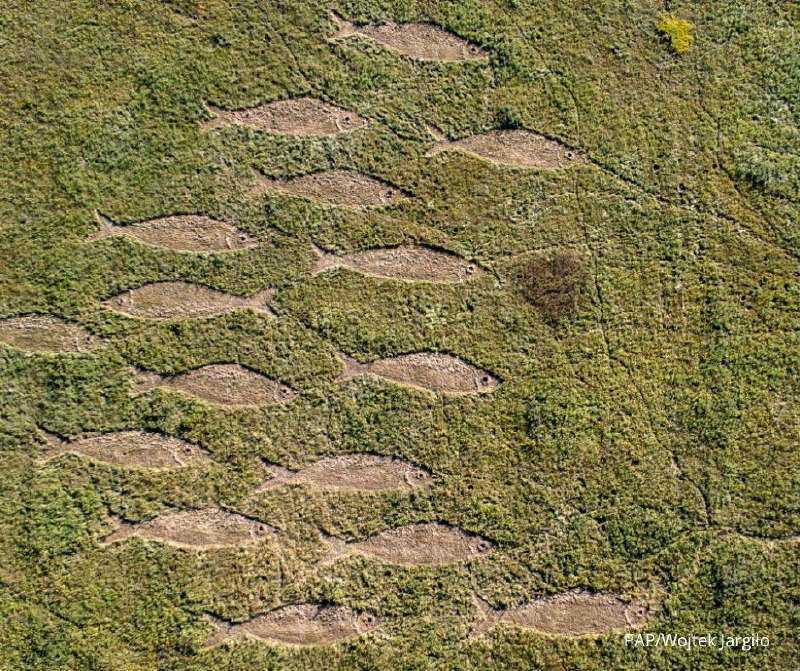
xmin=38 ymin=430 xmax=211 ymax=469
xmin=203 ymin=97 xmax=368 ymax=136
xmin=319 ymin=522 xmax=494 ymax=566
xmin=470 ymin=591 xmax=652 ymax=639
xmin=134 ymin=364 xmax=296 ymax=407
xmin=338 ymin=352 xmax=500 ymax=395
xmin=251 ymin=169 xmax=408 ymax=209
xmin=426 ymin=127 xmax=585 ymax=169
xmin=258 ymin=454 xmax=435 ymax=492
xmin=0 ymin=315 xmax=97 ymax=353
xmin=312 ymin=244 xmax=479 ymax=283
xmin=102 ymin=282 xmax=274 ymax=320
xmin=203 ymin=605 xmax=379 ymax=648
xmin=89 ymin=211 xmax=257 ymax=253
xmin=101 ymin=509 xmax=275 ymax=549
xmin=332 ymin=14 xmax=487 ymax=62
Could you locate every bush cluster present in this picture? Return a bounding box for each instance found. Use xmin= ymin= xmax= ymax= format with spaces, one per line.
xmin=656 ymin=15 xmax=693 ymax=54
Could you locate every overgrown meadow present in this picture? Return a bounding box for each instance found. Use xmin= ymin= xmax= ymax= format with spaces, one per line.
xmin=0 ymin=1 xmax=797 ymax=669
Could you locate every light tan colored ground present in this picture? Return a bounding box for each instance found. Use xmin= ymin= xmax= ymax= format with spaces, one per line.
xmin=428 ymin=129 xmax=585 ymax=169
xmin=333 ymin=15 xmax=487 ymax=62
xmin=102 ymin=509 xmax=274 ymax=549
xmin=131 ymin=369 xmax=166 ymax=394
xmin=252 ymin=170 xmax=407 ymax=208
xmin=472 ymin=591 xmax=652 ymax=639
xmin=90 ymin=213 xmax=257 ymax=253
xmin=339 ymin=352 xmax=500 ymax=394
xmin=162 ymin=364 xmax=296 ymax=407
xmin=204 ymin=97 xmax=368 ymax=136
xmin=261 ymin=454 xmax=435 ymax=492
xmin=324 ymin=523 xmax=494 ymax=566
xmin=205 ymin=606 xmax=379 ymax=648
xmin=0 ymin=315 xmax=96 ymax=353
xmin=102 ymin=282 xmax=273 ymax=320
xmin=40 ymin=430 xmax=211 ymax=469
xmin=313 ymin=245 xmax=478 ymax=283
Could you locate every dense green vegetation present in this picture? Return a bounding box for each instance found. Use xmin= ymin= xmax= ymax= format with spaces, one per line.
xmin=0 ymin=0 xmax=797 ymax=669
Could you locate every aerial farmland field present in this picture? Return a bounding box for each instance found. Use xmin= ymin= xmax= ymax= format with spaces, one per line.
xmin=0 ymin=1 xmax=797 ymax=669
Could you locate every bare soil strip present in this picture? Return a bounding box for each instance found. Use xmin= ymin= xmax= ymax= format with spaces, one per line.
xmin=332 ymin=14 xmax=487 ymax=62
xmin=0 ymin=315 xmax=96 ymax=353
xmin=427 ymin=128 xmax=585 ymax=169
xmin=338 ymin=352 xmax=500 ymax=394
xmin=321 ymin=522 xmax=494 ymax=566
xmin=260 ymin=454 xmax=435 ymax=492
xmin=204 ymin=97 xmax=368 ymax=136
xmin=204 ymin=605 xmax=379 ymax=647
xmin=102 ymin=282 xmax=274 ymax=320
xmin=159 ymin=364 xmax=296 ymax=407
xmin=90 ymin=212 xmax=257 ymax=253
xmin=471 ymin=591 xmax=653 ymax=639
xmin=101 ymin=509 xmax=275 ymax=549
xmin=252 ymin=169 xmax=408 ymax=208
xmin=39 ymin=430 xmax=211 ymax=469
xmin=312 ymin=244 xmax=478 ymax=283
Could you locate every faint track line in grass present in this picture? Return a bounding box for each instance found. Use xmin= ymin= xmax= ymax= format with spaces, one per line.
xmin=571 ymin=167 xmax=712 ymax=530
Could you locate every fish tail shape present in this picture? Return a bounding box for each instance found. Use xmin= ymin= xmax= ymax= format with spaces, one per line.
xmin=100 ymin=514 xmax=137 ymax=545
xmin=242 ymin=288 xmax=275 ymax=315
xmin=330 ymin=12 xmax=357 ymax=38
xmin=248 ymin=169 xmax=281 ymax=199
xmin=201 ymin=105 xmax=227 ymax=130
xmin=201 ymin=613 xmax=234 ymax=648
xmin=131 ymin=369 xmax=167 ymax=394
xmin=88 ymin=211 xmax=120 ymax=241
xmin=310 ymin=243 xmax=343 ymax=276
xmin=317 ymin=532 xmax=350 ymax=566
xmin=335 ymin=353 xmax=368 ymax=382
xmin=37 ymin=430 xmax=69 ymax=462
xmin=424 ymin=125 xmax=451 ymax=157
xmin=468 ymin=594 xmax=502 ymax=640
xmin=258 ymin=463 xmax=298 ymax=490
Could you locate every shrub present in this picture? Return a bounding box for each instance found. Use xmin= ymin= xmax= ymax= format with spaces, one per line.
xmin=656 ymin=14 xmax=693 ymax=54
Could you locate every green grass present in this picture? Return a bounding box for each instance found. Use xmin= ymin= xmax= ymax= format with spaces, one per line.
xmin=0 ymin=1 xmax=797 ymax=669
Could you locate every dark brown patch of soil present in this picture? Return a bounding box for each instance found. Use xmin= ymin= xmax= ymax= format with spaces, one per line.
xmin=508 ymin=250 xmax=588 ymax=322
